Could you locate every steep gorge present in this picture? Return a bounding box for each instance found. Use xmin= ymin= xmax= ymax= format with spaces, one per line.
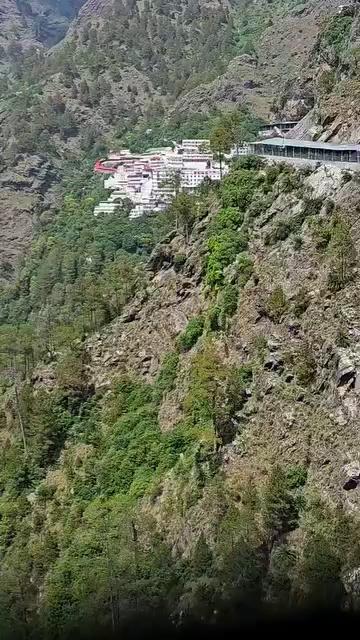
xmin=1 ymin=158 xmax=360 ymax=635
xmin=1 ymin=1 xmax=360 ymax=635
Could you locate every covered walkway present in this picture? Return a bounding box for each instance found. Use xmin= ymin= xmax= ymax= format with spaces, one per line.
xmin=258 ymin=121 xmax=299 ymax=136
xmin=249 ymin=137 xmax=360 ymax=164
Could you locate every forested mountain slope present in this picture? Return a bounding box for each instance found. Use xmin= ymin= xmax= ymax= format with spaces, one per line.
xmin=2 ymin=157 xmax=360 ymax=637
xmin=0 ymin=0 xmax=349 ymax=276
xmin=0 ymin=0 xmax=86 ymax=50
xmin=2 ymin=3 xmax=360 ymax=634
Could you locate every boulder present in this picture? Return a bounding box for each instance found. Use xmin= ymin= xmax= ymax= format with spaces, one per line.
xmin=264 ymin=354 xmax=284 ymax=373
xmin=336 ymin=351 xmax=357 ymax=388
xmin=343 ymin=567 xmax=360 ymax=610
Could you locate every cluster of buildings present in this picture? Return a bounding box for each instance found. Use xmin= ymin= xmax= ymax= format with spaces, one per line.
xmin=93 ymin=121 xmax=360 ymax=221
xmin=94 ymin=140 xmax=229 ymax=219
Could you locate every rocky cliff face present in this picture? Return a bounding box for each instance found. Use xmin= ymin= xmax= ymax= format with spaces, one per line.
xmin=0 ymin=0 xmax=86 ymax=49
xmin=0 ymin=154 xmax=58 ymax=279
xmin=76 ymin=162 xmax=360 ymax=521
xmin=174 ymin=0 xmax=344 ymax=119
xmin=3 ymin=158 xmax=360 ymax=630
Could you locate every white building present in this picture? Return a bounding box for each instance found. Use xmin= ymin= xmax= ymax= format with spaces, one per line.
xmin=94 ymin=140 xmax=226 ymax=219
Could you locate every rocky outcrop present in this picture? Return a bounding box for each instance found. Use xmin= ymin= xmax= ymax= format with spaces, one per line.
xmin=0 ymin=0 xmax=86 ymax=50
xmin=81 ymin=163 xmax=360 ymax=514
xmin=173 ymin=55 xmax=272 ymax=119
xmin=0 ymin=154 xmax=58 ymax=279
xmin=86 ymin=225 xmax=208 ymax=389
xmin=173 ymin=0 xmax=341 ymax=120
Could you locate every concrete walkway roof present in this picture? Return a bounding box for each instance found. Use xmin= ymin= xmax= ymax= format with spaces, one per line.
xmin=253 ymin=137 xmax=360 ymax=152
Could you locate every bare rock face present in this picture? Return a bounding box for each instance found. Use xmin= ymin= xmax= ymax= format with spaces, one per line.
xmin=173 ymin=55 xmax=272 ymax=120
xmin=336 ymin=349 xmax=357 ymax=389
xmin=174 ymin=0 xmax=340 ymax=120
xmin=86 ymin=227 xmax=208 ymax=389
xmin=0 ymin=0 xmax=86 ymax=49
xmin=87 ymin=270 xmax=203 ymax=389
xmin=0 ymin=154 xmax=58 ymax=279
xmin=343 ymin=567 xmax=360 ymax=608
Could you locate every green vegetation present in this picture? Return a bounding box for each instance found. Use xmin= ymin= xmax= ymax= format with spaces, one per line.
xmin=310 ymin=217 xmax=334 ymax=250
xmin=234 ymin=0 xmax=304 ymax=56
xmin=121 ymin=111 xmax=223 ymax=153
xmin=1 ymin=0 xmax=360 ymax=633
xmin=153 ymin=352 xmax=180 ymax=402
xmin=309 ymin=212 xmax=357 ymax=291
xmin=0 ymin=120 xmax=360 ymax=636
xmin=206 ymin=231 xmax=248 ymax=289
xmin=167 ymin=191 xmax=197 ymax=243
xmin=327 ymin=215 xmax=357 ymax=292
xmin=0 ymin=2 xmax=264 ymax=164
xmin=0 ymin=192 xmax=160 ymax=373
xmin=292 ymin=287 xmax=310 ymax=318
xmin=317 ymin=15 xmax=353 ymax=62
xmin=207 ymin=284 xmax=239 ymax=332
xmin=205 ymin=159 xmax=259 ymax=289
xmin=265 ymin=219 xmax=295 ymax=245
xmin=317 ymin=69 xmax=336 ymax=96
xmin=285 ymin=342 xmax=317 ymax=386
xmin=266 ymin=286 xmax=289 ymax=323
xmin=177 ymin=316 xmax=205 ymax=352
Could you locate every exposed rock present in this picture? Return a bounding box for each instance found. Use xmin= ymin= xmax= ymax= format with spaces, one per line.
xmin=264 ymin=354 xmax=284 ymax=373
xmin=343 ymin=567 xmax=360 ymax=609
xmin=147 ymin=243 xmax=174 ymax=273
xmin=267 ymin=339 xmax=280 ymax=352
xmin=243 ymin=79 xmax=261 ymax=89
xmin=304 ymin=165 xmax=343 ymax=199
xmin=86 ymin=254 xmax=205 ymax=388
xmin=0 ymin=155 xmax=59 ymax=279
xmin=158 ymin=390 xmax=183 ymax=432
xmin=336 ymin=350 xmax=357 ymax=388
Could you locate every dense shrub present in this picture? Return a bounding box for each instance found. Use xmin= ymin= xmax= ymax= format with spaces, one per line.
xmin=303 ymin=197 xmax=323 ymax=217
xmin=266 ymin=286 xmax=288 ymax=322
xmin=220 ymin=168 xmax=258 ymax=209
xmin=173 ymin=253 xmax=187 ymax=272
xmin=262 ymin=164 xmax=283 ymax=192
xmin=265 ymin=219 xmax=295 ymax=245
xmin=280 ymin=170 xmax=302 ymax=193
xmin=292 ymin=287 xmax=310 ymax=318
xmin=317 ymin=69 xmax=336 ymax=95
xmin=177 ymin=316 xmax=205 ymax=352
xmin=153 ymin=352 xmax=180 ymax=402
xmin=212 ymin=207 xmax=244 ymax=232
xmin=309 ymin=217 xmax=333 ymax=250
xmin=286 ymin=465 xmax=308 ymax=490
xmin=206 ymin=230 xmax=248 ymax=288
xmin=207 ymin=304 xmax=222 ymax=332
xmin=292 ymin=235 xmax=303 ymax=251
xmin=236 ymin=252 xmax=254 ymax=287
xmin=327 ymin=216 xmax=357 ymax=292
xmin=319 ymin=16 xmax=353 ymax=59
xmin=207 ymin=284 xmax=239 ymax=331
xmin=233 ymin=155 xmax=264 ymax=170
xmin=285 ymin=342 xmax=317 ymax=386
xmin=220 ymin=284 xmax=239 ymax=318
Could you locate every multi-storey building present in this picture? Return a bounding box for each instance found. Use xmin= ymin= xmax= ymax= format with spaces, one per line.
xmin=94 ymin=140 xmax=225 ymax=219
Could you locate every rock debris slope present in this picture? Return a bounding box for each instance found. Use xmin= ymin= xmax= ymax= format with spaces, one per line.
xmin=82 ymin=162 xmax=360 ymax=515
